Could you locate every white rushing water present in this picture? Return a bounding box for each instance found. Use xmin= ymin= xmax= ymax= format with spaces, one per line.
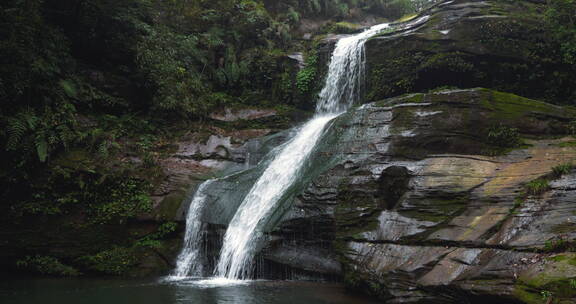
xmin=316 ymin=23 xmax=390 ymax=114
xmin=214 ymin=23 xmax=391 ymax=280
xmin=214 ymin=114 xmax=338 ymax=279
xmin=169 ymin=180 xmax=214 ymax=279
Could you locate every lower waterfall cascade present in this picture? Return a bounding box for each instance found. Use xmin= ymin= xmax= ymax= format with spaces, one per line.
xmin=171 ymin=21 xmax=396 ymax=281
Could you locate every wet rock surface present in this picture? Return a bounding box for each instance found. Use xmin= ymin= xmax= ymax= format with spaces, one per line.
xmin=263 ymin=89 xmax=576 ymax=303
xmin=150 ymin=123 xmax=291 ymax=222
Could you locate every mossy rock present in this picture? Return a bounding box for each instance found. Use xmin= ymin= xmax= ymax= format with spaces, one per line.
xmin=364 ymin=0 xmax=576 ymax=106
xmin=155 ymin=190 xmax=187 ymax=221
xmin=515 ymin=253 xmax=576 ymax=303
xmin=374 ymin=88 xmax=576 ymax=159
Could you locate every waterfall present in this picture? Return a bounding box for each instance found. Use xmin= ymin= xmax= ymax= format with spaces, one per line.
xmin=214 ymin=23 xmax=391 ymax=280
xmin=214 ymin=114 xmax=338 ymax=279
xmin=169 ymin=22 xmax=392 ymax=281
xmin=316 ymin=23 xmax=390 ymax=114
xmin=169 ymin=180 xmax=213 ymax=279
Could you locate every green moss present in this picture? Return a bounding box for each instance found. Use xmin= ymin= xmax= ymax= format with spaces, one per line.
xmin=401 ymin=195 xmax=469 ymax=224
xmin=547 ymin=255 xmax=576 ymax=267
xmin=323 ymin=22 xmax=362 ymax=34
xmin=423 ymin=52 xmax=474 ymax=73
xmin=482 ymin=90 xmax=572 ymax=120
xmin=542 ymin=239 xmax=576 ymax=253
xmin=389 ymin=106 xmax=417 ymax=136
xmin=558 ymin=141 xmax=576 ymax=147
xmin=365 ymin=0 xmax=576 ymax=105
xmin=515 ymin=253 xmax=576 ymax=303
xmin=334 ymin=182 xmax=381 ymax=238
xmin=396 ymin=13 xmax=418 ymax=23
xmin=155 ymin=190 xmax=187 ymax=221
xmin=516 ymin=278 xmax=576 ymax=304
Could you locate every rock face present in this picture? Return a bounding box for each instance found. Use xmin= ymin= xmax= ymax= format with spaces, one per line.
xmin=364 ymin=0 xmax=576 ymax=106
xmin=260 ymin=89 xmax=576 ymax=303
xmin=166 ymin=2 xmax=576 ymax=301
xmin=149 ymin=126 xmax=280 ymax=222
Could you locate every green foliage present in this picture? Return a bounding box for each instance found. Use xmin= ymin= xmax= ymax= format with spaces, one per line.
xmin=525 ymin=179 xmax=551 ymax=196
xmin=135 ymin=221 xmax=178 ymax=249
xmin=543 ymin=238 xmax=575 ymax=252
xmin=540 ymin=290 xmax=553 ymax=299
xmin=86 ymin=177 xmax=153 ymax=224
xmin=322 ymin=21 xmax=360 ymax=34
xmin=296 ymin=52 xmax=318 ymax=95
xmin=486 ymin=124 xmax=520 ymax=148
xmin=269 ymin=0 xmax=434 ymax=21
xmin=423 ymin=52 xmax=474 ymax=74
xmin=16 ymin=255 xmax=80 ymax=276
xmin=79 ymin=246 xmax=138 ymax=275
xmin=552 ymin=163 xmax=574 ymax=178
xmin=137 ymin=28 xmax=210 ymax=117
xmin=428 ymin=86 xmax=460 ymax=93
xmin=9 ymin=165 xmax=153 ymax=225
xmin=545 ymin=0 xmax=576 ymax=65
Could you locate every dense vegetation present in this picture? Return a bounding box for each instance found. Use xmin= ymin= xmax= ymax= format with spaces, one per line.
xmin=0 ymin=0 xmax=426 ymax=276
xmin=1 ymin=0 xmax=574 ymax=278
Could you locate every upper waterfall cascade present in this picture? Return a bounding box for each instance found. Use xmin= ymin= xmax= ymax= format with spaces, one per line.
xmin=171 ymin=22 xmax=393 ymax=281
xmin=316 ymin=23 xmax=390 ymax=114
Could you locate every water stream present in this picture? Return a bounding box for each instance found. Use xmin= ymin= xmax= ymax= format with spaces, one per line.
xmin=172 ymin=22 xmax=393 ymax=281
xmin=172 ymin=180 xmax=214 ymax=278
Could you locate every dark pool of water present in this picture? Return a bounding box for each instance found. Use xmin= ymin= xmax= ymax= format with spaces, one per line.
xmin=0 ymin=277 xmax=381 ymax=304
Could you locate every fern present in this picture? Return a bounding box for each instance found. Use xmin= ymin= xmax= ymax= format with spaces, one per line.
xmin=6 ymin=118 xmax=27 ymax=151
xmin=6 ymin=108 xmax=38 ymax=151
xmin=203 ymin=27 xmax=225 ymax=49
xmin=35 ymin=135 xmax=48 ymax=163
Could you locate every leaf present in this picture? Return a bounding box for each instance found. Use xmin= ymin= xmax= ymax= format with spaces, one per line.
xmin=36 ymin=138 xmax=48 ymax=162
xmin=59 ymin=80 xmax=77 ymax=98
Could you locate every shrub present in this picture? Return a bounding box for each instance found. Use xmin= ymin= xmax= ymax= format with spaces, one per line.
xmin=16 ymin=255 xmax=80 ymax=276
xmin=296 ymin=52 xmax=319 ymax=95
xmin=552 ymin=163 xmax=574 ymax=178
xmin=68 ymin=176 xmax=155 ymax=225
xmin=486 ymin=124 xmax=521 ymax=148
xmin=545 ymin=0 xmax=576 ymax=65
xmin=79 ymin=247 xmax=138 ymax=275
xmin=525 ymin=179 xmax=550 ymax=196
xmin=135 ymin=221 xmax=178 ymax=249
